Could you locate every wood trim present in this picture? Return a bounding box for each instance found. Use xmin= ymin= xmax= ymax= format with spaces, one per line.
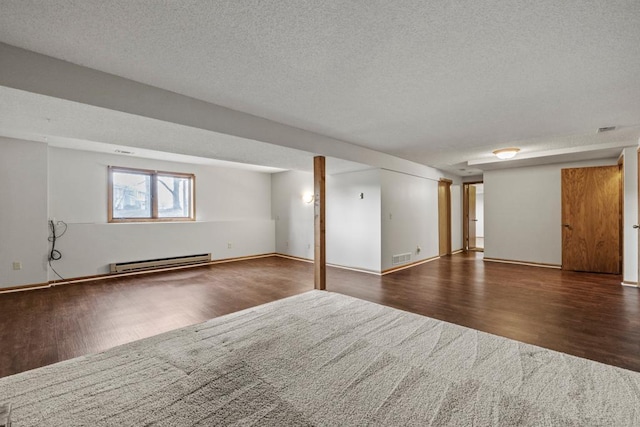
xmin=108 ymin=217 xmax=196 ymax=223
xmin=484 ymin=257 xmax=562 ymax=269
xmin=621 ymin=280 xmax=638 ymax=287
xmin=314 ymin=156 xmax=326 ymax=290
xmin=382 ymin=256 xmax=440 ymax=275
xmin=191 ymin=172 xmax=197 ymax=221
xmin=107 ymin=166 xmax=114 ymax=222
xmin=462 ymin=184 xmax=468 ymax=250
xmin=462 ymin=182 xmax=481 ymax=251
xmin=439 ymin=178 xmax=453 ymax=184
xmin=617 ymin=157 xmax=624 ymax=277
xmin=451 ymin=249 xmax=464 ymax=255
xmin=109 ymin=165 xmax=194 ymax=178
xmin=438 ymin=180 xmax=452 ymax=256
xmin=151 ymin=168 xmax=159 ymax=218
xmin=0 ymin=282 xmax=50 ymax=294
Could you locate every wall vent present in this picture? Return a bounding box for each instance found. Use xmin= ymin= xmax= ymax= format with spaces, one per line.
xmin=392 ymin=253 xmax=412 ymax=266
xmin=109 ymin=253 xmax=211 ymax=273
xmin=597 ymin=126 xmax=616 ymax=133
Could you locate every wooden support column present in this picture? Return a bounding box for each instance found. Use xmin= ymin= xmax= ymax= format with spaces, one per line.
xmin=314 ymin=156 xmax=326 ymax=290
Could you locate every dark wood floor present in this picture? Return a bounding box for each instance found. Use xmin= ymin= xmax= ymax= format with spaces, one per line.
xmin=1 ymin=252 xmax=639 ymax=378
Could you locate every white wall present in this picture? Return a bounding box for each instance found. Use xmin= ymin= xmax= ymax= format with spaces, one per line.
xmin=451 ymin=185 xmax=463 ymax=251
xmin=47 ymin=147 xmax=274 ymax=279
xmin=484 ymin=158 xmax=618 ymax=266
xmin=0 ymin=137 xmax=49 ymax=288
xmin=327 ymin=169 xmax=381 ymax=272
xmin=271 ymin=168 xmax=382 ymax=272
xmin=271 ymin=170 xmax=315 ymax=260
xmin=622 ymin=146 xmax=638 ymax=283
xmin=381 ymin=170 xmax=439 ymax=271
xmin=475 ymin=191 xmax=484 ymax=237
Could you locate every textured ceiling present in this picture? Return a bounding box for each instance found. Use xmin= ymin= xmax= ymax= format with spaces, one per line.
xmin=0 ymin=1 xmax=639 ymax=173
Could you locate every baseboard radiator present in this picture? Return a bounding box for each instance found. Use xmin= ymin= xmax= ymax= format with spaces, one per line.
xmin=109 ymin=253 xmax=212 ymax=274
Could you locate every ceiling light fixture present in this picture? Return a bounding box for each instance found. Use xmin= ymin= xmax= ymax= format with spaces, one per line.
xmin=492 ymin=148 xmax=520 ymax=160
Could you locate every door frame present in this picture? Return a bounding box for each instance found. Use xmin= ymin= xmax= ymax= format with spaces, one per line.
xmin=618 ymin=156 xmax=624 ymax=278
xmin=463 ymin=181 xmax=483 ymax=252
xmin=438 ymin=179 xmax=452 ymax=256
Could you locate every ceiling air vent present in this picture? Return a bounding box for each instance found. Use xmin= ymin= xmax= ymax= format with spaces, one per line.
xmin=597 ymin=126 xmax=616 ymax=133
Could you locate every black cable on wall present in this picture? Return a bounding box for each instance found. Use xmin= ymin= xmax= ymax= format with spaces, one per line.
xmin=48 ymin=220 xmax=67 ymax=282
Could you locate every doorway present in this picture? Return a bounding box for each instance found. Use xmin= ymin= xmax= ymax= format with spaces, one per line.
xmin=463 ymin=182 xmax=484 ymax=251
xmin=561 ymin=165 xmax=621 ymax=274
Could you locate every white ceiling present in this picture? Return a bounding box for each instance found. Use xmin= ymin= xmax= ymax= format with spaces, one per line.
xmin=1 ymin=1 xmax=639 ymax=174
xmin=0 ymin=86 xmax=371 ymax=175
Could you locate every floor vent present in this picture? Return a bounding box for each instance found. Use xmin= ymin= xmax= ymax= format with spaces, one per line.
xmin=109 ymin=253 xmax=211 ymax=273
xmin=392 ymin=253 xmax=412 ymax=266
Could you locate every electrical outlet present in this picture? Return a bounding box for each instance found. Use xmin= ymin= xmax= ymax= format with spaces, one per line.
xmin=227 ymin=242 xmax=232 ymax=249
xmin=12 ymin=261 xmax=22 ymax=270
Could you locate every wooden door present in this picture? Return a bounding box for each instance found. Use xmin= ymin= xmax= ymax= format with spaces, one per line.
xmin=561 ymin=165 xmax=621 ymax=274
xmin=438 ymin=180 xmax=452 ymax=256
xmin=468 ymin=185 xmax=477 ymax=250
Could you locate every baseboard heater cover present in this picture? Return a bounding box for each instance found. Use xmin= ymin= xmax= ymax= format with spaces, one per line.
xmin=109 ymin=253 xmax=211 ymax=274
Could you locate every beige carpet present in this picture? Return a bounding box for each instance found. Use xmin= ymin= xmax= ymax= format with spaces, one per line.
xmin=1 ymin=290 xmax=639 ymax=426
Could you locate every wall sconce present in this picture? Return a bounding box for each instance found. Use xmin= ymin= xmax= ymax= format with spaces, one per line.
xmin=493 ymin=147 xmax=520 ymax=160
xmin=302 ymin=192 xmax=314 ymax=204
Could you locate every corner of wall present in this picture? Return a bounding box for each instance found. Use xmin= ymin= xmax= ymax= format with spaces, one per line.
xmin=0 ymin=137 xmax=49 ymax=288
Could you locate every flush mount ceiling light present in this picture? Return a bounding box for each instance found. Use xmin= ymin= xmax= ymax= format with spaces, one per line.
xmin=492 ymin=148 xmax=520 ymax=160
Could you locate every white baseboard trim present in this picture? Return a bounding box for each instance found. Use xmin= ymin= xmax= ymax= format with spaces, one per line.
xmin=381 ymin=256 xmax=440 ymax=275
xmin=483 ymin=257 xmax=562 ymax=269
xmin=1 ymin=253 xmax=278 ymax=293
xmin=273 ymin=253 xmax=381 ymax=275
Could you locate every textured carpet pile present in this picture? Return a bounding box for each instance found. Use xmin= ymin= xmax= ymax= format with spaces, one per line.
xmin=1 ymin=290 xmax=639 ymax=426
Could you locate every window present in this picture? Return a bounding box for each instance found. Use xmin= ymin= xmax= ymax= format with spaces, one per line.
xmin=108 ymin=166 xmax=195 ymax=222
